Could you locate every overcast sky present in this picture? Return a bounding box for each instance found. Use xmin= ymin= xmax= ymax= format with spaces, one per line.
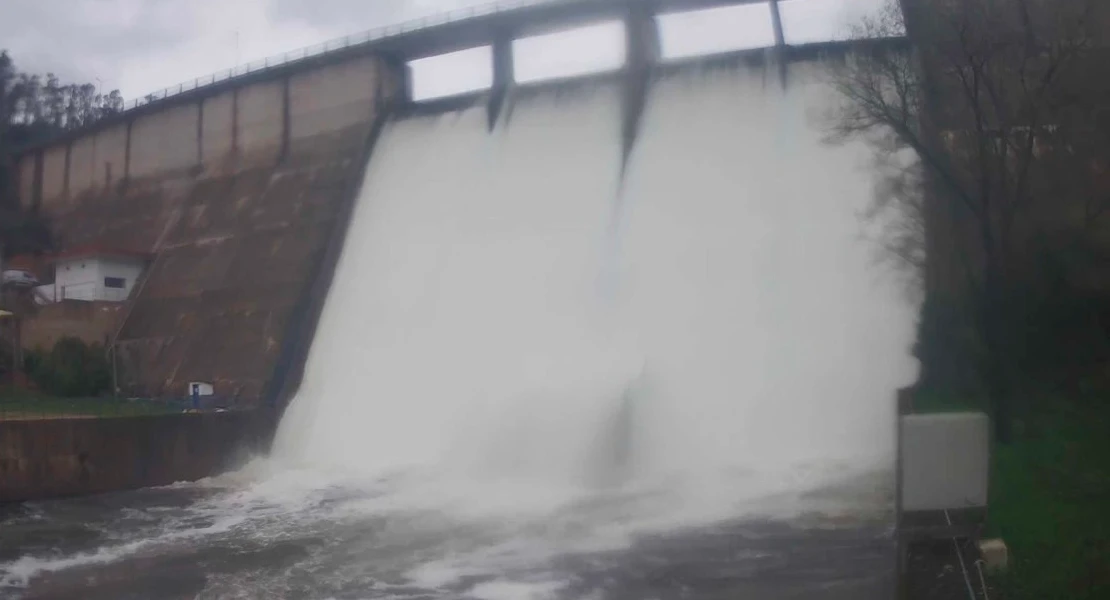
xmin=1 ymin=0 xmax=888 ymax=101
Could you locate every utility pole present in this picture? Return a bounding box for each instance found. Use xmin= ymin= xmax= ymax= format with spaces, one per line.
xmin=0 ymin=251 xmax=23 ymax=387
xmin=13 ymin=313 xmax=21 ymax=386
xmin=112 ymin=344 xmax=119 ymax=399
xmin=0 ymin=315 xmax=15 ymax=387
xmin=0 ymin=243 xmax=8 ymax=384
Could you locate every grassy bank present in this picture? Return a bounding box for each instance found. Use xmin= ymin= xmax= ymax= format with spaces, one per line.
xmin=0 ymin=388 xmax=185 ymax=420
xmin=915 ymin=391 xmax=1110 ymax=599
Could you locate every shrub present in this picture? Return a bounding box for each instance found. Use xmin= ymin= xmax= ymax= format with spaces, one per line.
xmin=24 ymin=337 xmax=111 ymax=397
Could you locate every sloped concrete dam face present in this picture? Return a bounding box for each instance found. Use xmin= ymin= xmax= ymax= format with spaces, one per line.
xmin=1 ymin=61 xmax=916 ymax=598
xmin=18 ymin=54 xmax=398 ymax=403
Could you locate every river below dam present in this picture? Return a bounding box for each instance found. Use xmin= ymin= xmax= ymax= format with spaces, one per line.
xmin=0 ymin=460 xmax=895 ymax=599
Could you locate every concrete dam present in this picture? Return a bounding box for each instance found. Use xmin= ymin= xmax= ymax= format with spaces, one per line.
xmin=3 ymin=1 xmax=917 ymax=597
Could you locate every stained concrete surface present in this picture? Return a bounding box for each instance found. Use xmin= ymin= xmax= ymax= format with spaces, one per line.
xmin=23 ymin=53 xmax=395 ymax=403
xmin=0 ymin=411 xmax=275 ymax=503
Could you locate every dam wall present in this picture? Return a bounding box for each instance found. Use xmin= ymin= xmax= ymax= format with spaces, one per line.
xmin=16 ymin=53 xmax=403 ymax=403
xmin=0 ymin=0 xmax=918 ymax=506
xmin=12 ymin=0 xmax=903 ymax=408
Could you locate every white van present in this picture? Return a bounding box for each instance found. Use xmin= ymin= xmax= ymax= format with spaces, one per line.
xmin=1 ymin=270 xmax=39 ymax=287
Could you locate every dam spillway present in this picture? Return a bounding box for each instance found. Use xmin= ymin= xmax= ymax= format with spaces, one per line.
xmin=1 ymin=5 xmax=917 ymax=598
xmin=278 ymin=61 xmax=916 ymax=496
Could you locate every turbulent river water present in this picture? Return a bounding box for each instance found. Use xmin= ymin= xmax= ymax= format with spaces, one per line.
xmin=0 ymin=460 xmax=897 ymax=599
xmin=1 ymin=62 xmax=915 ymax=599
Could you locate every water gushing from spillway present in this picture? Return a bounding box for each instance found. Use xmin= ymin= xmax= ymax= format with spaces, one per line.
xmin=274 ymin=62 xmax=918 ymax=520
xmin=0 ymin=62 xmax=918 ymax=599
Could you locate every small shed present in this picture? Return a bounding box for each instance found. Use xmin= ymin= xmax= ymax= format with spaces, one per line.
xmin=187 ymin=382 xmax=215 ymax=397
xmin=40 ymin=245 xmax=150 ymax=303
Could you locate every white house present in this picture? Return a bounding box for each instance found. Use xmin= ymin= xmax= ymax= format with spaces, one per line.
xmin=36 ymin=246 xmax=149 ymax=303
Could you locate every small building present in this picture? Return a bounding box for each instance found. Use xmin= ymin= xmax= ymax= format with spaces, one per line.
xmin=36 ymin=245 xmax=149 ymax=304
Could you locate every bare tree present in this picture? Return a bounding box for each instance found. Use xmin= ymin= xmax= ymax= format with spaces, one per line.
xmin=828 ymin=0 xmax=1106 ymax=441
xmin=861 ymin=142 xmax=928 ymax=300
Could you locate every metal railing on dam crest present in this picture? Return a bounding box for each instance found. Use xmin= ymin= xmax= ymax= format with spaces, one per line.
xmin=127 ymin=0 xmax=561 ymax=111
xmin=121 ymin=0 xmax=787 ymax=113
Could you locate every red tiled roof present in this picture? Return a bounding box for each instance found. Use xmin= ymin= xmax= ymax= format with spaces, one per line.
xmin=4 ymin=255 xmax=42 ymax=270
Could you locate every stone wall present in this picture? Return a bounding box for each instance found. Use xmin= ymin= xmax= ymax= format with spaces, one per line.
xmin=0 ymin=411 xmax=275 ymax=503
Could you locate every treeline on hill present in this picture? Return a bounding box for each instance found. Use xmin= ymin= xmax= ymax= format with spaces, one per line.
xmin=1 ymin=50 xmax=123 ymax=258
xmin=0 ymin=50 xmax=124 ymax=145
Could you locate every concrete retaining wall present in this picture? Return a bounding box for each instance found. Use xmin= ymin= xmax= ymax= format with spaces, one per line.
xmin=0 ymin=411 xmax=275 ymax=503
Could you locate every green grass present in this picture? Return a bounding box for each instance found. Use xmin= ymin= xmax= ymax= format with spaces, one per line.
xmin=915 ymin=390 xmax=1110 ymax=599
xmin=912 ymin=390 xmax=988 ymax=413
xmin=0 ymin=388 xmax=186 ymax=419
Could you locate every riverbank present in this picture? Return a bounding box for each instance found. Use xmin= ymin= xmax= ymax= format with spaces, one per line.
xmin=914 ymin=390 xmax=1110 ymax=599
xmin=0 ymin=388 xmax=215 ymax=420
xmin=1 ymin=462 xmax=897 ymax=599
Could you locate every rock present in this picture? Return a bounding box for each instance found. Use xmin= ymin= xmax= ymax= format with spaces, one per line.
xmin=978 ymin=538 xmax=1009 ymax=571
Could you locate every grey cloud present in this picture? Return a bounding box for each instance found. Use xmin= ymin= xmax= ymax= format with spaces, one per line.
xmin=268 ymin=0 xmax=409 ymax=29
xmin=1 ymin=0 xmax=601 ymax=100
xmin=266 ymin=0 xmax=492 ymax=35
xmin=1 ymin=0 xmax=197 ymax=88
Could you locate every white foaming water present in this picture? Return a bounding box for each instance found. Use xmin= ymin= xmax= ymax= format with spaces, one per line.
xmin=276 ymin=62 xmax=915 ymax=503
xmin=1 ymin=62 xmax=916 ymax=598
xmin=276 ymin=82 xmax=633 ymax=487
xmin=0 ymin=506 xmax=248 ymax=588
xmin=614 ymin=63 xmax=917 ymax=483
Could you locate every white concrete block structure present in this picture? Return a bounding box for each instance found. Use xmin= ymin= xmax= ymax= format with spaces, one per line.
xmin=37 ymin=246 xmax=149 ymax=303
